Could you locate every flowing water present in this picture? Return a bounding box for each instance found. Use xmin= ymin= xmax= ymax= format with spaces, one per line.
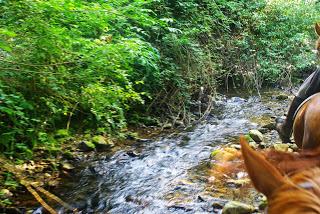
xmin=34 ymin=90 xmax=289 ymax=214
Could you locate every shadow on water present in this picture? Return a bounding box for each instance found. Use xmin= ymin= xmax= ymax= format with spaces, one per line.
xmin=34 ymin=89 xmax=289 ymax=214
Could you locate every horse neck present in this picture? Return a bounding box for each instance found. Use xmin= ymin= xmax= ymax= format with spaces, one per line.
xmin=268 ymin=168 xmax=320 ymax=214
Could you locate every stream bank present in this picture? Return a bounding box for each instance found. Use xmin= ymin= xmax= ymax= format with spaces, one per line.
xmin=7 ymin=88 xmax=293 ymax=213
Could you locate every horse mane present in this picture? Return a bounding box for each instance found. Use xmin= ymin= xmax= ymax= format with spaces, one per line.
xmin=268 ymin=168 xmax=320 ymax=213
xmin=264 ymin=148 xmax=320 ymax=175
xmin=315 ymin=23 xmax=320 ymax=52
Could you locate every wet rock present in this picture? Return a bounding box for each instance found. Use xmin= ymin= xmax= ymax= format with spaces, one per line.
xmin=288 ymin=143 xmax=299 ymax=151
xmin=261 ymin=122 xmax=276 ymax=131
xmin=273 ymin=143 xmax=289 ymax=152
xmin=249 ymin=141 xmax=258 ymax=149
xmin=210 ymin=148 xmax=239 ymax=161
xmin=212 ymin=202 xmax=224 ymax=209
xmin=136 ymin=138 xmax=150 ymax=143
xmin=258 ymin=127 xmax=269 ymax=134
xmin=127 ymin=150 xmax=140 ymax=157
xmin=258 ymin=142 xmax=267 ymax=149
xmin=222 ymin=201 xmax=255 ymax=214
xmin=249 ymin=130 xmax=264 ymax=142
xmin=62 ymin=162 xmax=75 ymax=170
xmin=127 ymin=133 xmax=150 ymax=142
xmin=226 ymin=178 xmax=250 ymax=187
xmin=163 ymin=123 xmax=173 ymax=129
xmin=92 ymin=135 xmax=114 ymax=151
xmin=78 ymin=141 xmax=95 ymax=151
xmin=257 ymin=195 xmax=267 ymax=210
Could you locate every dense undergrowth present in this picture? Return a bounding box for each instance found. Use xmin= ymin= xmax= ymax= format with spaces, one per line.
xmin=0 ymin=0 xmax=320 ymax=158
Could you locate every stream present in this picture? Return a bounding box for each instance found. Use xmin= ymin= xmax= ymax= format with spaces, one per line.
xmin=34 ymin=90 xmax=290 ymax=214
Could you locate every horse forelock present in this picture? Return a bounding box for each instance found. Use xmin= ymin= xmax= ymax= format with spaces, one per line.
xmin=268 ymin=168 xmax=320 ymax=214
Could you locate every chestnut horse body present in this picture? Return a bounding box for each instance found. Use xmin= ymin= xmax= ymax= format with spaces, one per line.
xmin=293 ymin=92 xmax=320 ymax=149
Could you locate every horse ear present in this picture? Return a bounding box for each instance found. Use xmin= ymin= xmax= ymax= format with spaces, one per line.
xmin=240 ymin=136 xmax=285 ymax=198
xmin=315 ymin=23 xmax=320 ymax=36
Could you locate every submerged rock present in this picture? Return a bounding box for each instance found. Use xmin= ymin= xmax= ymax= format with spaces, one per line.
xmin=249 ymin=130 xmax=264 ymax=142
xmin=210 ymin=147 xmax=240 ymax=161
xmin=222 ymin=201 xmax=255 ymax=214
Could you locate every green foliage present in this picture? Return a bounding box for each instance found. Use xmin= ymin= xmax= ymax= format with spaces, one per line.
xmin=1 ymin=0 xmax=319 ymax=158
xmin=3 ymin=173 xmax=19 ymax=189
xmin=0 ymin=0 xmax=157 ymax=157
xmin=231 ymin=0 xmax=320 ymax=85
xmin=0 ymin=198 xmax=12 ymax=206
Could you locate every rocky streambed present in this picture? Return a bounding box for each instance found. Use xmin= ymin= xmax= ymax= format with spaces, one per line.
xmin=27 ymin=89 xmax=295 ymax=213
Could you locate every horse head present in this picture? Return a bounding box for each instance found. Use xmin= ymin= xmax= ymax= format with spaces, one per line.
xmin=240 ymin=136 xmax=320 ymax=213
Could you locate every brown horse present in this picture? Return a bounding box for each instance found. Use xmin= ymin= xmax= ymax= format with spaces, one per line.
xmin=293 ymin=92 xmax=320 ymax=149
xmin=240 ymin=136 xmax=320 ymax=213
xmin=291 ymin=23 xmax=320 ymax=149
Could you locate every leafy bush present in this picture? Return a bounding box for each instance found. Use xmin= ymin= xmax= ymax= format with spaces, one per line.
xmin=0 ymin=0 xmax=158 ymax=157
xmin=1 ymin=0 xmax=320 ymax=158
